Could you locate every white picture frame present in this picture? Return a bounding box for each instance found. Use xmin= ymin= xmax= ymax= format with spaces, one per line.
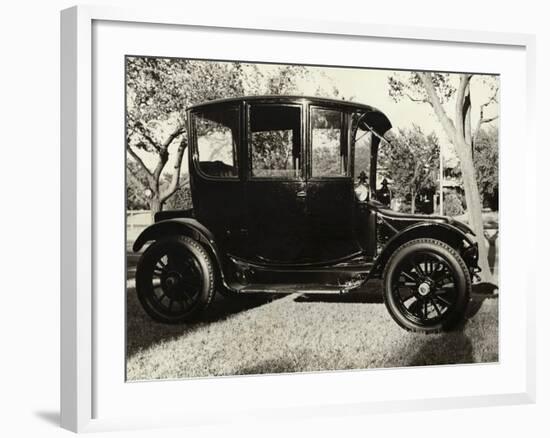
xmin=60 ymin=4 xmax=536 ymax=433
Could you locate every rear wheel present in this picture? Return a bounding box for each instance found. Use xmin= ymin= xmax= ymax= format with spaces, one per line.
xmin=135 ymin=236 xmax=215 ymax=324
xmin=382 ymin=238 xmax=471 ymax=333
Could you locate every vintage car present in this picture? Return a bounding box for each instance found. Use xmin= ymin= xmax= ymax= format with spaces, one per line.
xmin=133 ymin=96 xmax=480 ymax=332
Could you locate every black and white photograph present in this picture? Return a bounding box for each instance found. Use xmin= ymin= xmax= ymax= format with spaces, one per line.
xmin=125 ymin=56 xmax=500 ymax=381
xmin=4 ymin=0 xmax=549 ymax=435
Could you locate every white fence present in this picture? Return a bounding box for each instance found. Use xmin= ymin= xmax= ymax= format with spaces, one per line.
xmin=127 ymin=210 xmax=152 ymax=244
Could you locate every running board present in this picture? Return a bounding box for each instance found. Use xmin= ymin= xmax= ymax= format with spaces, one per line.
xmin=232 ymin=282 xmax=361 ymax=295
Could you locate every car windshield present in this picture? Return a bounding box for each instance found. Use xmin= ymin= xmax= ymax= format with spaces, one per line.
xmin=353 ymin=117 xmax=373 ymax=182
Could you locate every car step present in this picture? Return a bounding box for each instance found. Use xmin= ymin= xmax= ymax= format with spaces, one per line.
xmin=235 ymin=283 xmax=356 ymax=294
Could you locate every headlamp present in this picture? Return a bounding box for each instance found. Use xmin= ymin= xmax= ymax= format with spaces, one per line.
xmin=354 ymin=183 xmax=369 ymax=202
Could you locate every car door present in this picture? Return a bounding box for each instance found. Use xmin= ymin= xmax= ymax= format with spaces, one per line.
xmin=245 ymin=103 xmax=308 ymax=263
xmin=190 ymin=104 xmax=246 ymax=255
xmin=305 ymin=105 xmax=361 ymax=261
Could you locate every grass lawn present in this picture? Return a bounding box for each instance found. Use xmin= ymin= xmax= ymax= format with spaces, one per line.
xmin=126 ymin=278 xmax=498 ymax=381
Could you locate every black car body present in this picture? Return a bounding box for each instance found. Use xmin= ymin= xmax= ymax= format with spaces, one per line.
xmin=133 ymin=96 xmax=480 ymax=332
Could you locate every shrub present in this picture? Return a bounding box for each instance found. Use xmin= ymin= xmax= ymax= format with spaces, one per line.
xmin=164 ymin=185 xmax=193 ymax=210
xmin=443 ymin=191 xmax=464 ymax=216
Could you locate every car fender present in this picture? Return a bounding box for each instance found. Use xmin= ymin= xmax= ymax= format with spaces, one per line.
xmin=371 ymin=222 xmax=478 ymax=277
xmin=133 ymin=218 xmax=227 ymax=283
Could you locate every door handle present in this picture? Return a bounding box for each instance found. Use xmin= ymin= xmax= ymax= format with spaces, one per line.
xmin=296 ymin=190 xmax=307 ymax=198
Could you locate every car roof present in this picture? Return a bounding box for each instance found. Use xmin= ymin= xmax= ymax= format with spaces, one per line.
xmin=188 ymin=95 xmax=392 ymax=133
xmin=187 ymin=95 xmax=380 ymax=113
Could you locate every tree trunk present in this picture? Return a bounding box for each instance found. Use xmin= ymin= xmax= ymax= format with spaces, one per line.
xmin=419 ymin=73 xmax=493 ymax=284
xmin=411 ymin=191 xmax=416 ymax=213
xmin=455 ymin=80 xmax=492 ymax=283
xmin=454 ymin=135 xmax=492 ymax=283
xmin=149 ymin=197 xmax=162 ymax=223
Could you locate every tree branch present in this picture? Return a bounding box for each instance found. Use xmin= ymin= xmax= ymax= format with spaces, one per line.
xmin=162 ymin=126 xmax=185 ymax=149
xmin=160 ymin=176 xmax=190 ymax=205
xmin=404 ymin=93 xmax=429 ymax=103
xmin=479 ymin=115 xmax=498 ymax=125
xmin=126 ymin=145 xmax=153 ymax=178
xmin=134 ymin=122 xmax=161 ymax=152
xmin=127 ymin=164 xmax=148 ymax=191
xmin=150 ymin=125 xmax=185 ymax=187
xmin=483 ymin=85 xmax=499 ymax=108
xmin=454 ymin=74 xmax=471 ymax=141
xmin=418 ymin=73 xmax=457 ymax=142
xmin=160 ymin=137 xmax=188 ymax=203
xmin=152 ymin=153 xmax=168 ymax=184
xmin=475 ymin=86 xmax=499 ymax=139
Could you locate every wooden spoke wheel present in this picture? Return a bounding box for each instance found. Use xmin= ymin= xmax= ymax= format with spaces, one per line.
xmin=135 ymin=236 xmax=215 ymax=324
xmin=383 ymin=238 xmax=471 ymax=333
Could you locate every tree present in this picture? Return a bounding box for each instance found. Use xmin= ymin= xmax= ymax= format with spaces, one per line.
xmin=380 ymin=126 xmax=439 ymax=213
xmin=388 ymin=72 xmax=496 ymax=283
xmin=126 ymin=58 xmax=248 ymax=217
xmin=473 ymin=126 xmax=499 ymax=209
xmin=474 ymin=78 xmax=499 ymax=144
xmin=162 ymin=173 xmax=192 ymax=211
xmin=126 ymin=58 xmax=312 ymax=217
xmin=126 ymin=160 xmax=150 ymax=210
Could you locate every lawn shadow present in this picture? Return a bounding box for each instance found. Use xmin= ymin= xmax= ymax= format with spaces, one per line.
xmin=127 ymin=247 xmax=283 ymax=357
xmin=407 ymin=331 xmax=474 ymax=366
xmin=293 ymin=280 xmax=384 ymax=304
xmin=126 ymin=288 xmax=279 ymax=358
xmin=235 ymin=358 xmax=299 ymax=376
xmin=294 ymin=280 xmax=497 ymax=323
xmin=467 ymin=282 xmax=499 ymax=319
xmin=473 ymin=282 xmax=499 ymax=295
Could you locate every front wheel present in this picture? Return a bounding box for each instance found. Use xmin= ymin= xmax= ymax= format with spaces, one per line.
xmin=382 ymin=238 xmax=471 ymax=333
xmin=135 ymin=236 xmax=216 ymax=324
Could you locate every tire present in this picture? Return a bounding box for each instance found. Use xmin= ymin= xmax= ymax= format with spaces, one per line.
xmin=135 ymin=236 xmax=215 ymax=324
xmin=382 ymin=238 xmax=471 ymax=333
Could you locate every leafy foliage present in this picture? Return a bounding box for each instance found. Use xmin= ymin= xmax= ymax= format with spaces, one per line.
xmin=388 ymin=72 xmax=456 ymax=103
xmin=312 ymin=145 xmax=344 ymax=177
xmin=386 ymin=70 xmax=499 ymax=282
xmin=126 ymin=162 xmax=192 ymax=211
xmin=379 ymin=126 xmax=439 ymax=213
xmin=251 ymin=130 xmax=294 ymax=175
xmin=443 ymin=191 xmax=465 ymax=216
xmin=126 ymin=57 xmax=248 ymax=169
xmin=127 ymin=58 xmax=247 ymax=134
xmin=473 ymin=126 xmax=499 ymax=207
xmin=126 ymin=57 xmax=315 ymax=212
xmin=126 ymin=160 xmax=150 ymax=210
xmin=442 ymin=125 xmax=499 ymax=209
xmin=164 ymin=184 xmax=193 ymax=211
xmin=311 ymin=108 xmax=344 ymax=177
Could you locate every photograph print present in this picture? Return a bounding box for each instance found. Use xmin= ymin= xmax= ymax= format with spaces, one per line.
xmin=126 ymin=56 xmax=499 ymax=381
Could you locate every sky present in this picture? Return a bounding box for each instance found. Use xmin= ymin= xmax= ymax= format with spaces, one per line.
xmin=131 ymin=60 xmax=499 ymax=175
xmin=290 ymin=64 xmax=499 ymax=164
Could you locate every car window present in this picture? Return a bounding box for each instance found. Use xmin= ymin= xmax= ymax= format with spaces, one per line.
xmin=193 ymin=108 xmax=239 ymax=178
xmin=249 ymin=105 xmax=301 ymax=178
xmin=354 ymin=125 xmax=372 ymax=181
xmin=311 ymin=108 xmax=347 ymax=177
